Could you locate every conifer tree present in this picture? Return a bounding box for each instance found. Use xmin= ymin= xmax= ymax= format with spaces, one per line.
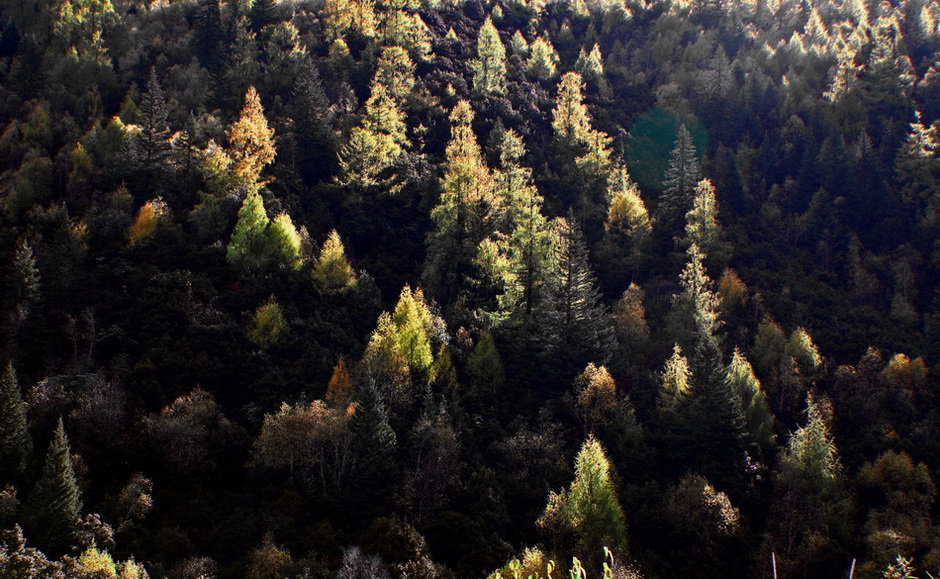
xmin=605 ymin=165 xmax=651 ymax=241
xmin=289 ymin=67 xmax=335 ymax=183
xmin=726 ymin=348 xmax=775 ymax=452
xmin=684 ymin=178 xmax=722 ymax=252
xmin=312 ymin=230 xmax=357 ymax=292
xmin=658 ymin=344 xmax=691 ymax=411
xmin=471 ymin=17 xmax=507 ymax=96
xmin=228 ymin=86 xmax=276 ymax=192
xmin=425 ymin=101 xmax=497 ymax=304
xmin=0 ymin=362 xmax=31 ymax=485
xmin=488 ymin=130 xmax=552 ymax=322
xmin=538 ymin=436 xmax=627 ymax=570
xmin=227 ymin=189 xmax=271 ymax=272
xmin=374 ymin=45 xmax=416 ymax=105
xmin=667 ymin=243 xmax=720 ymax=351
xmin=350 ymin=374 xmax=398 ymax=512
xmin=28 ymin=418 xmax=82 ymax=557
xmin=266 ymin=212 xmax=303 ymax=270
xmin=527 ymin=35 xmax=559 ymax=81
xmin=138 ymin=68 xmax=171 ymax=175
xmin=660 ymin=124 xmax=702 ymax=229
xmin=338 ymin=82 xmax=408 ymax=192
xmin=543 ymin=217 xmax=615 ymax=378
xmin=552 ymin=72 xmax=592 ymax=146
xmin=8 ymin=238 xmax=40 ymax=324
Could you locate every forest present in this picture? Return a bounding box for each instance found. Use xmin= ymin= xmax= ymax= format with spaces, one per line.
xmin=0 ymin=0 xmax=939 ymax=573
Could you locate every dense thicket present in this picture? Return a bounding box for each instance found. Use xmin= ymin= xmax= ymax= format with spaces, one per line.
xmin=1 ymin=0 xmax=940 ymax=575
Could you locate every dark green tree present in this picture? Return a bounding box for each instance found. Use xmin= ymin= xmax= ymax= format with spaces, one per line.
xmin=660 ymin=124 xmax=702 ymax=229
xmin=27 ymin=419 xmax=81 ymax=557
xmin=0 ymin=363 xmax=30 ymax=485
xmin=542 ymin=217 xmax=615 ymax=382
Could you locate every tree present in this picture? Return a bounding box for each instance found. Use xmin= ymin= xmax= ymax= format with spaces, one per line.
xmin=127 ymin=198 xmax=169 ymax=247
xmin=765 ymin=394 xmax=851 ymax=577
xmin=537 ymin=436 xmax=627 ymax=571
xmin=266 ymin=212 xmax=303 ymax=270
xmin=527 ymin=35 xmax=559 ymax=81
xmin=27 ymin=419 xmax=82 ymax=557
xmin=658 ymin=344 xmax=692 ymax=411
xmin=425 ymin=101 xmax=497 ymax=304
xmin=471 ymin=17 xmax=507 ymax=96
xmin=227 ymin=189 xmax=271 ymax=272
xmin=312 ymin=230 xmax=358 ymax=292
xmin=725 ymin=348 xmax=775 ymax=453
xmin=683 ymin=178 xmax=724 ymax=258
xmin=228 ymin=87 xmax=276 ymax=192
xmin=605 ymin=166 xmax=651 ymax=241
xmin=542 ymin=217 xmax=616 ymax=381
xmin=0 ymin=363 xmax=31 ymax=485
xmin=573 ymin=363 xmax=617 ymax=435
xmin=337 ymin=82 xmax=408 ymax=193
xmin=667 ymin=243 xmax=720 ymax=351
xmin=373 ymin=45 xmax=416 ymax=105
xmin=660 ymin=124 xmax=702 ymax=229
xmin=247 ymin=299 xmax=286 ymax=349
xmin=552 ymin=72 xmax=592 ymax=146
xmin=137 ymin=68 xmax=171 ymax=178
xmin=482 ymin=130 xmax=552 ymax=323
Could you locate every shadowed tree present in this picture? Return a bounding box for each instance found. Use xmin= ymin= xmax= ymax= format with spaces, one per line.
xmin=0 ymin=363 xmax=31 ymax=485
xmin=27 ymin=419 xmax=82 ymax=557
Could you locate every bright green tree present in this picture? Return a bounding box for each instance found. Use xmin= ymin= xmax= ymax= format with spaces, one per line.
xmin=0 ymin=363 xmax=31 ymax=485
xmin=425 ymin=101 xmax=497 ymax=303
xmin=28 ymin=418 xmax=82 ymax=557
xmin=527 ymin=35 xmax=559 ymax=81
xmin=471 ymin=17 xmax=507 ymax=96
xmin=227 ymin=189 xmax=271 ymax=272
xmin=312 ymin=230 xmax=358 ymax=292
xmin=266 ymin=212 xmax=303 ymax=270
xmin=538 ymin=436 xmax=627 ymax=570
xmin=684 ymin=178 xmax=723 ymax=253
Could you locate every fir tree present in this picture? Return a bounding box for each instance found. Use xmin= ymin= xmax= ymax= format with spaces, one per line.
xmin=527 ymin=35 xmax=559 ymax=81
xmin=660 ymin=124 xmax=702 ymax=229
xmin=228 ymin=86 xmax=276 ymax=192
xmin=471 ymin=17 xmax=507 ymax=96
xmin=350 ymin=375 xmax=398 ymax=513
xmin=542 ymin=217 xmax=615 ymax=381
xmin=538 ymin=436 xmax=627 ymax=571
xmin=337 ymin=82 xmax=408 ymax=192
xmin=227 ymin=189 xmax=271 ymax=272
xmin=138 ymin=68 xmax=172 ymax=180
xmin=28 ymin=419 xmax=82 ymax=557
xmin=425 ymin=101 xmax=497 ymax=304
xmin=0 ymin=362 xmax=31 ymax=485
xmin=726 ymin=348 xmax=775 ymax=452
xmin=312 ymin=230 xmax=357 ymax=292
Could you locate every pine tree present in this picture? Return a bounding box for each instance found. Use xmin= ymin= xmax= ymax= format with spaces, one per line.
xmin=0 ymin=362 xmax=31 ymax=485
xmin=374 ymin=45 xmax=416 ymax=105
xmin=605 ymin=165 xmax=651 ymax=241
xmin=425 ymin=101 xmax=497 ymax=304
xmin=667 ymin=243 xmax=720 ymax=350
xmin=552 ymin=72 xmax=592 ymax=146
xmin=266 ymin=212 xmax=303 ymax=270
xmin=337 ymin=82 xmax=408 ymax=192
xmin=289 ymin=67 xmax=335 ymax=183
xmin=658 ymin=344 xmax=692 ymax=411
xmin=471 ymin=16 xmax=507 ymax=96
xmin=28 ymin=418 xmax=82 ymax=557
xmin=138 ymin=68 xmax=172 ymax=178
xmin=543 ymin=217 xmax=615 ymax=380
xmin=227 ymin=189 xmax=271 ymax=272
xmin=350 ymin=375 xmax=398 ymax=514
xmin=684 ymin=178 xmax=722 ymax=252
xmin=527 ymin=35 xmax=559 ymax=81
xmin=490 ymin=130 xmax=552 ymax=322
xmin=8 ymin=238 xmax=40 ymax=323
xmin=312 ymin=229 xmax=357 ymax=292
xmin=660 ymin=124 xmax=702 ymax=229
xmin=228 ymin=87 xmax=276 ymax=192
xmin=726 ymin=348 xmax=775 ymax=452
xmin=538 ymin=436 xmax=627 ymax=570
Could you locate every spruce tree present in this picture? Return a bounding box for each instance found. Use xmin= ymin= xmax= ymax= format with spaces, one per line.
xmin=138 ymin=68 xmax=171 ymax=170
xmin=660 ymin=124 xmax=702 ymax=229
xmin=28 ymin=418 xmax=81 ymax=557
xmin=227 ymin=189 xmax=271 ymax=272
xmin=471 ymin=16 xmax=507 ymax=96
xmin=542 ymin=217 xmax=615 ymax=381
xmin=0 ymin=362 xmax=31 ymax=485
xmin=228 ymin=86 xmax=276 ymax=192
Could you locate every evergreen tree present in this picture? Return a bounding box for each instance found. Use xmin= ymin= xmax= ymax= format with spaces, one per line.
xmin=7 ymin=238 xmax=40 ymax=327
xmin=28 ymin=419 xmax=82 ymax=557
xmin=527 ymin=36 xmax=559 ymax=81
xmin=228 ymin=86 xmax=276 ymax=192
xmin=374 ymin=46 xmax=416 ymax=105
xmin=667 ymin=243 xmax=720 ymax=351
xmin=538 ymin=436 xmax=627 ymax=571
xmin=658 ymin=344 xmax=692 ymax=411
xmin=726 ymin=348 xmax=775 ymax=452
xmin=425 ymin=101 xmax=497 ymax=305
xmin=289 ymin=66 xmax=335 ymax=183
xmin=542 ymin=217 xmax=615 ymax=381
xmin=312 ymin=230 xmax=358 ymax=292
xmin=660 ymin=124 xmax=702 ymax=229
xmin=337 ymin=83 xmax=408 ymax=193
xmin=552 ymin=72 xmax=592 ymax=146
xmin=350 ymin=375 xmax=399 ymax=514
xmin=137 ymin=68 xmax=172 ymax=179
xmin=227 ymin=189 xmax=271 ymax=272
xmin=683 ymin=178 xmax=722 ymax=253
xmin=0 ymin=362 xmax=31 ymax=485
xmin=471 ymin=17 xmax=507 ymax=96
xmin=266 ymin=212 xmax=303 ymax=270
